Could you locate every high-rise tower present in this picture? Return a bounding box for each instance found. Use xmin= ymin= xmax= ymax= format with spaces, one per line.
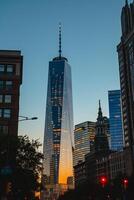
xmin=73 ymin=121 xmax=95 ymax=167
xmin=108 ymin=90 xmax=124 ymax=151
xmin=117 ymin=0 xmax=134 ymax=174
xmin=43 ymin=25 xmax=74 ymax=190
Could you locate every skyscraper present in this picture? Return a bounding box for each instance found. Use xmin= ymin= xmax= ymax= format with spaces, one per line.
xmin=117 ymin=0 xmax=134 ymax=173
xmin=73 ymin=121 xmax=95 ymax=167
xmin=108 ymin=90 xmax=124 ymax=151
xmin=43 ymin=25 xmax=74 ymax=190
xmin=0 ymin=50 xmax=23 ymax=136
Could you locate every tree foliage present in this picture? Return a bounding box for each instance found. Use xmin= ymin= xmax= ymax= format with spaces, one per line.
xmin=0 ymin=134 xmax=43 ymax=199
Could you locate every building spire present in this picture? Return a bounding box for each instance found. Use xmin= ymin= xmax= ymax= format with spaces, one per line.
xmin=125 ymin=0 xmax=128 ymax=5
xmin=98 ymin=99 xmax=103 ymax=119
xmin=59 ymin=22 xmax=62 ymax=58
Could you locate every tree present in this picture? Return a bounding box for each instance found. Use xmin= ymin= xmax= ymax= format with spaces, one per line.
xmin=0 ymin=134 xmax=43 ymax=199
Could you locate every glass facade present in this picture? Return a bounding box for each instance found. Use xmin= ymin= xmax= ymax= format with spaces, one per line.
xmin=73 ymin=121 xmax=95 ymax=167
xmin=43 ymin=57 xmax=74 ymax=185
xmin=108 ymin=90 xmax=124 ymax=151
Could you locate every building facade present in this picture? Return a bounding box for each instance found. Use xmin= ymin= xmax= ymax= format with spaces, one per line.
xmin=74 ymin=161 xmax=86 ymax=187
xmin=0 ymin=50 xmax=23 ymax=136
xmin=94 ymin=101 xmax=109 ymax=154
xmin=43 ymin=28 xmax=74 ymax=192
xmin=117 ymin=0 xmax=134 ymax=174
xmin=108 ymin=90 xmax=124 ymax=151
xmin=73 ymin=121 xmax=95 ymax=167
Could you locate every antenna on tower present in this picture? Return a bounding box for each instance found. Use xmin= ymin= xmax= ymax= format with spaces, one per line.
xmin=59 ymin=22 xmax=62 ymax=58
xmin=125 ymin=0 xmax=128 ymax=5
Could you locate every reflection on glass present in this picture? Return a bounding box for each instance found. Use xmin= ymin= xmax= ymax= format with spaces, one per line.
xmin=43 ymin=58 xmax=74 ymax=185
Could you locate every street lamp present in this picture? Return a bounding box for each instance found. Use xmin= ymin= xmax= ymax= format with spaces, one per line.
xmin=18 ymin=116 xmax=38 ymax=122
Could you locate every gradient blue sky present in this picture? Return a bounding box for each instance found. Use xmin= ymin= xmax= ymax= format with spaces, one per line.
xmin=0 ymin=0 xmax=127 ymax=147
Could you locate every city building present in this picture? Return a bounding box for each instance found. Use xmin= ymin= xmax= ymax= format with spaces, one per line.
xmin=74 ymin=161 xmax=86 ymax=187
xmin=109 ymin=150 xmax=126 ymax=180
xmin=43 ymin=26 xmax=74 ymax=199
xmin=0 ymin=50 xmax=23 ymax=136
xmin=85 ymin=101 xmax=110 ymax=183
xmin=73 ymin=121 xmax=95 ymax=167
xmin=86 ymin=150 xmax=127 ymax=183
xmin=108 ymin=90 xmax=124 ymax=151
xmin=117 ymin=0 xmax=134 ymax=174
xmin=94 ymin=100 xmax=109 ymax=154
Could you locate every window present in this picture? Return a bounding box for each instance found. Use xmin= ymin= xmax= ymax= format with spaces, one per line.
xmin=0 ymin=64 xmax=14 ymax=75
xmin=0 ymin=81 xmax=4 ymax=89
xmin=6 ymin=81 xmax=12 ymax=90
xmin=0 ymin=125 xmax=8 ymax=135
xmin=5 ymin=95 xmax=11 ymax=103
xmin=0 ymin=109 xmax=2 ymax=117
xmin=3 ymin=109 xmax=11 ymax=118
xmin=0 ymin=95 xmax=11 ymax=103
xmin=0 ymin=108 xmax=11 ymax=118
xmin=0 ymin=64 xmax=5 ymax=73
xmin=7 ymin=64 xmax=14 ymax=73
xmin=0 ymin=95 xmax=3 ymax=103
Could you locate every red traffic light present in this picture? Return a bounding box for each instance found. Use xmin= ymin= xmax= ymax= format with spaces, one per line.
xmin=100 ymin=176 xmax=107 ymax=187
xmin=123 ymin=178 xmax=128 ymax=188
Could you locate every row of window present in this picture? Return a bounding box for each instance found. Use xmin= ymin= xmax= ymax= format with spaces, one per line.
xmin=0 ymin=94 xmax=11 ymax=103
xmin=0 ymin=64 xmax=14 ymax=74
xmin=0 ymin=80 xmax=12 ymax=90
xmin=0 ymin=108 xmax=11 ymax=118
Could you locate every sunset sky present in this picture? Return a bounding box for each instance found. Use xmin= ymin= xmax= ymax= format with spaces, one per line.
xmin=0 ymin=0 xmax=126 ymax=147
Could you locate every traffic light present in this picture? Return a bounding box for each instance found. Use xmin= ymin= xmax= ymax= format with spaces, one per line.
xmin=100 ymin=176 xmax=107 ymax=187
xmin=6 ymin=182 xmax=12 ymax=193
xmin=123 ymin=178 xmax=128 ymax=189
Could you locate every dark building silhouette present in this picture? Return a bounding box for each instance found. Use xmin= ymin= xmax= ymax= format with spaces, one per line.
xmin=83 ymin=102 xmax=110 ymax=183
xmin=0 ymin=50 xmax=23 ymax=136
xmin=94 ymin=100 xmax=109 ymax=154
xmin=74 ymin=161 xmax=86 ymax=187
xmin=117 ymin=0 xmax=134 ymax=174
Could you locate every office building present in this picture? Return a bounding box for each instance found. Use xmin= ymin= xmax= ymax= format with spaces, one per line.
xmin=74 ymin=161 xmax=86 ymax=187
xmin=73 ymin=121 xmax=95 ymax=167
xmin=108 ymin=90 xmax=124 ymax=151
xmin=0 ymin=50 xmax=23 ymax=136
xmin=43 ymin=26 xmax=74 ymax=194
xmin=117 ymin=0 xmax=134 ymax=173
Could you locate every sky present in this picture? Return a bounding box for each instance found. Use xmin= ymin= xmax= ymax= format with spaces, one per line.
xmin=0 ymin=0 xmax=127 ymax=148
